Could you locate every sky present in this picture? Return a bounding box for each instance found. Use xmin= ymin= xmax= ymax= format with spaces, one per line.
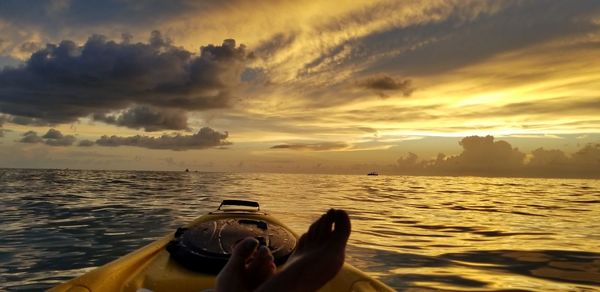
xmin=0 ymin=0 xmax=599 ymax=177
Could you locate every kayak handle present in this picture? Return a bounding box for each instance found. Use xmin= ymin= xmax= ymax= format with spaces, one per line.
xmin=218 ymin=200 xmax=260 ymax=211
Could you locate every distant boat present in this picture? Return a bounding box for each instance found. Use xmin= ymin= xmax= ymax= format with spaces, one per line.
xmin=185 ymin=169 xmax=190 ymax=172
xmin=367 ymin=172 xmax=379 ymax=176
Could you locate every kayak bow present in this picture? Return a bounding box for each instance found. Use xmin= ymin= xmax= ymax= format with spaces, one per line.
xmin=51 ymin=200 xmax=393 ymax=292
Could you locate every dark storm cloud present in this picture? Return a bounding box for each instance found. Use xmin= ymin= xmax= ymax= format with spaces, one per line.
xmin=0 ymin=55 xmax=22 ymax=68
xmin=93 ymin=105 xmax=189 ymax=132
xmin=270 ymin=142 xmax=349 ymax=151
xmin=0 ymin=32 xmax=249 ymax=128
xmin=2 ymin=116 xmax=50 ymax=126
xmin=18 ymin=129 xmax=76 ymax=146
xmin=0 ymin=1 xmax=198 ymax=32
xmin=357 ymin=75 xmax=414 ymax=97
xmin=95 ymin=127 xmax=230 ymax=150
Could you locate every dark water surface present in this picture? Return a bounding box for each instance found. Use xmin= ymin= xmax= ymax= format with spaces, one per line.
xmin=1 ymin=169 xmax=599 ymax=291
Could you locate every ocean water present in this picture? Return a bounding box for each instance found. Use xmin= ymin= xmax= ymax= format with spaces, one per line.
xmin=0 ymin=169 xmax=599 ymax=291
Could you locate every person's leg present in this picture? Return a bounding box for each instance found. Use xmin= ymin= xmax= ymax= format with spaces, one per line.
xmin=254 ymin=209 xmax=351 ymax=292
xmin=215 ymin=209 xmax=351 ymax=292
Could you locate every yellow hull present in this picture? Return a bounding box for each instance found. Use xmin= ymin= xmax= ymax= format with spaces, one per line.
xmin=51 ymin=209 xmax=393 ymax=292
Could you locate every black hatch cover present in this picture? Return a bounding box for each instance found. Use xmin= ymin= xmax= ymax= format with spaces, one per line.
xmin=166 ymin=218 xmax=296 ymax=274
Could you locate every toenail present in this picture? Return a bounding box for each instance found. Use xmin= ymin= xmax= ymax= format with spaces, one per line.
xmin=244 ymin=238 xmax=258 ymax=248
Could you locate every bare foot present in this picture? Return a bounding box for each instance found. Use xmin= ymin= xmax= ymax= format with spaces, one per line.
xmin=246 ymin=245 xmax=276 ymax=290
xmin=215 ymin=209 xmax=351 ymax=292
xmin=255 ymin=209 xmax=351 ymax=292
xmin=215 ymin=238 xmax=276 ymax=292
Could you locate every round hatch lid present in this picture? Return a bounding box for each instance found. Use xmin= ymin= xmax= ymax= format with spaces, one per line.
xmin=166 ymin=217 xmax=297 ymax=274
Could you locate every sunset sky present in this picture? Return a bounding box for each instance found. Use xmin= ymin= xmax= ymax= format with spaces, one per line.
xmin=0 ymin=0 xmax=599 ymax=176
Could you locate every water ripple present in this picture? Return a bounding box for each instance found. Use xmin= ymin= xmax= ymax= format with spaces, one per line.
xmin=1 ymin=169 xmax=599 ymax=291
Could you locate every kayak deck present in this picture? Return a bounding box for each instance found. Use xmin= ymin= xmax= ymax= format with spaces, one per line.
xmin=51 ymin=203 xmax=393 ymax=292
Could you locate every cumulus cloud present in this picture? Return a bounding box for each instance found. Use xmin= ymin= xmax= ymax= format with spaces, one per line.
xmin=42 ymin=128 xmax=64 ymax=139
xmin=521 ymin=143 xmax=600 ymax=177
xmin=19 ymin=131 xmax=44 ymax=144
xmin=18 ymin=129 xmax=76 ymax=146
xmin=0 ymin=32 xmax=249 ymax=129
xmin=45 ymin=135 xmax=76 ymax=146
xmin=95 ymin=127 xmax=230 ymax=150
xmin=448 ymin=135 xmax=525 ymax=171
xmin=528 ymin=148 xmax=569 ymax=167
xmin=388 ymin=135 xmax=600 ymax=178
xmin=78 ymin=139 xmax=95 ymax=147
xmin=570 ymin=143 xmax=600 ymax=170
xmin=396 ymin=135 xmax=526 ymax=176
xmin=357 ymin=75 xmax=414 ymax=98
xmin=93 ymin=105 xmax=189 ymax=132
xmin=270 ymin=142 xmax=349 ymax=151
xmin=397 ymin=152 xmax=421 ymax=170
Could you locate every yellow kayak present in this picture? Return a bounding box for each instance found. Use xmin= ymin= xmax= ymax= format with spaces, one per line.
xmin=51 ymin=200 xmax=393 ymax=292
